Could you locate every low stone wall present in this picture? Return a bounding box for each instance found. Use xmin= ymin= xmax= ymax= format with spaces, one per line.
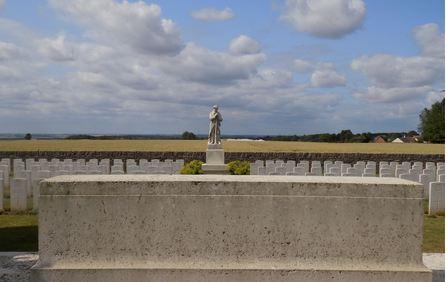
xmin=0 ymin=151 xmax=444 ymax=164
xmin=32 ymin=175 xmax=431 ymax=281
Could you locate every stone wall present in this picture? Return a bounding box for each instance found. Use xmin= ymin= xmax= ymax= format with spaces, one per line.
xmin=0 ymin=151 xmax=444 ymax=164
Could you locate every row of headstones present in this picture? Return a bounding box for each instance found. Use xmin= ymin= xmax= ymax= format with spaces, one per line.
xmin=0 ymin=158 xmax=185 ymax=212
xmin=250 ymin=160 xmax=445 ymax=215
xmin=251 ymin=160 xmax=380 ymax=176
xmin=9 ymin=158 xmax=185 ymax=176
xmin=377 ymin=161 xmax=445 ymax=215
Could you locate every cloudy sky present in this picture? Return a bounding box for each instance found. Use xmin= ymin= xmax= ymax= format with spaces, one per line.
xmin=0 ymin=0 xmax=444 ymax=135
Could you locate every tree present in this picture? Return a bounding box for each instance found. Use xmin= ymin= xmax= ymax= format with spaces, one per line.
xmin=24 ymin=133 xmax=32 ymax=140
xmin=419 ymin=99 xmax=444 ymax=143
xmin=407 ymin=130 xmax=419 ymax=137
xmin=181 ymin=131 xmax=197 ymax=140
xmin=337 ymin=129 xmax=354 ymax=142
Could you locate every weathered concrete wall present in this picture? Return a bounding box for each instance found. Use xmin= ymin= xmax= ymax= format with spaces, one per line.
xmin=32 ymin=175 xmax=431 ymax=281
xmin=0 ymin=151 xmax=444 ymax=164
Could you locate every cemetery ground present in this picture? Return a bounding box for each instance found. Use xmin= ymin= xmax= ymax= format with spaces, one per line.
xmin=0 ymin=200 xmax=443 ymax=253
xmin=0 ymin=139 xmax=444 ymax=154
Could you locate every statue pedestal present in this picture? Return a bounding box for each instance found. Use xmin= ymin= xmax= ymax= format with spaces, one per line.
xmin=202 ymin=144 xmax=229 ymax=175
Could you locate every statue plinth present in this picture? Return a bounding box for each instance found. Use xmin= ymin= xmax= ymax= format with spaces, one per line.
xmin=202 ymin=143 xmax=229 ymax=174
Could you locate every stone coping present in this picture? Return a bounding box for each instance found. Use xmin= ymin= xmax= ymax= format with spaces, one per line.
xmin=40 ymin=175 xmax=423 ymax=198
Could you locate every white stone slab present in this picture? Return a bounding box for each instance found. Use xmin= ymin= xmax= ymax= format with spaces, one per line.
xmin=429 ymin=182 xmax=445 ymax=214
xmin=420 ymin=174 xmax=436 ymax=199
xmin=11 ymin=178 xmax=27 ymax=211
xmin=205 ymin=149 xmax=224 ymax=165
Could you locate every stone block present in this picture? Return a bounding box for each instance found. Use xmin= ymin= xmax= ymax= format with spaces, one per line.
xmin=205 ymin=149 xmax=225 ymax=165
xmin=202 ymin=164 xmax=229 ymax=174
xmin=203 ymin=149 xmax=228 ymax=174
xmin=32 ymin=175 xmax=430 ymax=281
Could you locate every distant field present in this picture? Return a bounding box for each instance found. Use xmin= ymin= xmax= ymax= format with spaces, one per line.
xmin=0 ymin=140 xmax=444 ymax=154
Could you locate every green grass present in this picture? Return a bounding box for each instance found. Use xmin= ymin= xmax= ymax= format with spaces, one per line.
xmin=0 ymin=213 xmax=37 ymax=251
xmin=423 ymin=199 xmax=445 ymax=253
xmin=423 ymin=214 xmax=445 ymax=253
xmin=0 ymin=140 xmax=444 ymax=154
xmin=0 ymin=212 xmax=443 ymax=253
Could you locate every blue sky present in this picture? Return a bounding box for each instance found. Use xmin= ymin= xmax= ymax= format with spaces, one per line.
xmin=0 ymin=0 xmax=444 ymax=135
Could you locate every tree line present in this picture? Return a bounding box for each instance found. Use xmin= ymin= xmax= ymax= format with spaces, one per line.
xmin=24 ymin=99 xmax=443 ymax=144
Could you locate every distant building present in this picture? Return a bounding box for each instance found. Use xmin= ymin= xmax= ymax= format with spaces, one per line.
xmin=373 ymin=136 xmax=386 ymax=143
xmin=402 ymin=136 xmax=422 ymax=143
xmin=392 ymin=138 xmax=404 ymax=143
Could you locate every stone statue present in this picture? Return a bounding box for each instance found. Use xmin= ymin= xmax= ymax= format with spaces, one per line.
xmin=208 ymin=105 xmax=223 ymax=145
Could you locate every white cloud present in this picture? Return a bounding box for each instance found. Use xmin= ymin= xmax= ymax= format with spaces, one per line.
xmin=293 ymin=59 xmax=346 ymax=88
xmin=351 ymin=23 xmax=444 ymax=104
xmin=413 ymin=23 xmax=444 ymax=58
xmin=49 ymin=0 xmax=183 ymax=55
xmin=293 ymin=59 xmax=314 ymax=73
xmin=353 ymin=86 xmax=433 ymax=103
xmin=160 ymin=42 xmax=265 ymax=84
xmin=0 ymin=41 xmax=20 ymax=60
xmin=311 ymin=68 xmax=346 ymax=87
xmin=280 ymin=0 xmax=366 ymax=38
xmin=191 ymin=7 xmax=234 ymax=21
xmin=229 ymin=35 xmax=261 ymax=55
xmin=351 ymin=54 xmax=443 ymax=88
xmin=38 ymin=35 xmax=75 ymax=61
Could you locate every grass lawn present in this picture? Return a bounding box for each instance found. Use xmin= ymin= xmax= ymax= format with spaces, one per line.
xmin=0 ymin=214 xmax=37 ymax=252
xmin=0 ymin=140 xmax=444 ymax=154
xmin=0 ymin=212 xmax=443 ymax=253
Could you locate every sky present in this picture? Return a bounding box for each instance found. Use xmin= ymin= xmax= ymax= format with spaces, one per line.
xmin=0 ymin=0 xmax=444 ymax=135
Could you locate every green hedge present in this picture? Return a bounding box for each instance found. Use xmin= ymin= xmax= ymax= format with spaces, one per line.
xmin=227 ymin=160 xmax=250 ymax=175
xmin=180 ymin=160 xmax=204 ymax=174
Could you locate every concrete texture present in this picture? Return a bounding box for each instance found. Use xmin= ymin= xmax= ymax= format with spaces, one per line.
xmin=5 ymin=252 xmax=444 ymax=282
xmin=32 ymin=175 xmax=431 ymax=281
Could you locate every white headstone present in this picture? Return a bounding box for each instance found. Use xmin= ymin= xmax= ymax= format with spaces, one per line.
xmin=11 ymin=178 xmax=27 ymax=211
xmin=275 ymin=166 xmax=286 ymax=175
xmin=328 ymin=167 xmax=341 ymax=176
xmin=310 ymin=166 xmax=322 ymax=176
xmin=429 ymin=182 xmax=445 ymax=215
xmin=250 ymin=163 xmax=259 ymax=175
xmin=420 ymin=174 xmax=436 ymax=199
xmin=400 ymin=173 xmax=418 ymax=182
xmin=0 ymin=165 xmax=9 ymax=187
xmin=293 ymin=167 xmax=306 ymax=175
xmin=341 ymin=164 xmax=350 ymax=174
